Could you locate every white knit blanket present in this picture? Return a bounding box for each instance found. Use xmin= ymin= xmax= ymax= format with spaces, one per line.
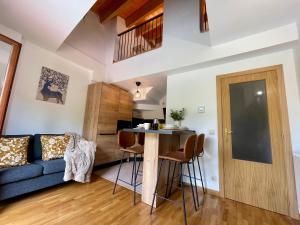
xmin=63 ymin=133 xmax=96 ymax=183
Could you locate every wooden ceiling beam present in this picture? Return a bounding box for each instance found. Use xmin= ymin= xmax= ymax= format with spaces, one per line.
xmin=97 ymin=0 xmax=133 ymax=23
xmin=125 ymin=0 xmax=163 ymax=27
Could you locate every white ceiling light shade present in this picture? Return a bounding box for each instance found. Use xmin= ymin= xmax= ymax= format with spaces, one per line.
xmin=135 ymin=81 xmax=142 ymax=99
xmin=133 ymin=86 xmax=153 ymax=101
xmin=135 ymin=91 xmax=141 ymax=99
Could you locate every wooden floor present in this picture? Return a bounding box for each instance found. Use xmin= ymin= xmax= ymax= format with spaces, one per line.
xmin=0 ymin=176 xmax=299 ymax=225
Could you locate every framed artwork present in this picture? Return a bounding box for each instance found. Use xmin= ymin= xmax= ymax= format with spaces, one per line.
xmin=36 ymin=66 xmax=69 ymax=105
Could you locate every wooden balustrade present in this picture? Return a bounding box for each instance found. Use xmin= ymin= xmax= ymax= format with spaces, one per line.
xmin=114 ymin=13 xmax=163 ymax=62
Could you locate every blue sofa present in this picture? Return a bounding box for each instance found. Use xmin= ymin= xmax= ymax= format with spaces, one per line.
xmin=0 ymin=134 xmax=66 ymax=200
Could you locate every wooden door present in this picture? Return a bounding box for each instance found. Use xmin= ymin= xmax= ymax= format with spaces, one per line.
xmin=217 ymin=65 xmax=298 ymax=217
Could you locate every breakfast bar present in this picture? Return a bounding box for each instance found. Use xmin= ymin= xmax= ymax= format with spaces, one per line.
xmin=123 ymin=128 xmax=195 ymax=207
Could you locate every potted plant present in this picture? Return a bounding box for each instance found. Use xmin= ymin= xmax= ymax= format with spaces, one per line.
xmin=170 ymin=108 xmax=185 ymax=127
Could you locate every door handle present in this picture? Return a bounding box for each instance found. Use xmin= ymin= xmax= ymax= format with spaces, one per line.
xmin=225 ymin=128 xmax=233 ymax=134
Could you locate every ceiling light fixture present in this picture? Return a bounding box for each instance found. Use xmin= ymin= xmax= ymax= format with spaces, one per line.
xmin=135 ymin=81 xmax=141 ymax=99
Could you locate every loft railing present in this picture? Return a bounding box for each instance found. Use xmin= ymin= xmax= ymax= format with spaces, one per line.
xmin=114 ymin=13 xmax=163 ymax=62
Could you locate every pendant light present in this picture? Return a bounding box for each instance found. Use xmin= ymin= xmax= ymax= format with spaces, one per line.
xmin=135 ymin=81 xmax=141 ymax=99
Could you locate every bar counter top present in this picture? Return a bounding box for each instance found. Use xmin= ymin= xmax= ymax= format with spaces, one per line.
xmin=123 ymin=128 xmax=195 ymax=135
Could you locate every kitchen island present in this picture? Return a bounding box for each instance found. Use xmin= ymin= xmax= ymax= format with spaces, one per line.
xmin=123 ymin=128 xmax=195 ymax=207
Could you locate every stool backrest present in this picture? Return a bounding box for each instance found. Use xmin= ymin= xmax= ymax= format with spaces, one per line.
xmin=183 ymin=134 xmax=197 ymax=160
xmin=195 ymin=134 xmax=205 ymax=156
xmin=138 ymin=132 xmax=145 ymax=146
xmin=118 ymin=131 xmax=135 ymax=149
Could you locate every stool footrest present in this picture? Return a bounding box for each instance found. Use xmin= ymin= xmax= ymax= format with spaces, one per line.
xmin=153 ymin=193 xmax=179 ymax=205
xmin=117 ymin=178 xmax=142 ymax=187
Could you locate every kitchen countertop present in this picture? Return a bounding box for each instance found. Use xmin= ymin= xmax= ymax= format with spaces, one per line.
xmin=123 ymin=128 xmax=195 ymax=135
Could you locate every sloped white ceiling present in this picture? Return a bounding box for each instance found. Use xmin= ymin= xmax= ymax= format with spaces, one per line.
xmin=207 ymin=0 xmax=300 ymax=45
xmin=115 ymin=74 xmax=167 ymax=105
xmin=0 ymin=0 xmax=96 ymax=50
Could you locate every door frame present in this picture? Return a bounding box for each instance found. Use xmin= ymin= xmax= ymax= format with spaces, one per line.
xmin=216 ymin=65 xmax=299 ymax=219
xmin=0 ymin=33 xmax=22 ymax=134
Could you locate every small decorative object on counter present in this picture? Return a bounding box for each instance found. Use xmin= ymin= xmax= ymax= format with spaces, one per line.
xmin=170 ymin=108 xmax=185 ymax=127
xmin=159 ymin=123 xmax=165 ymax=129
xmin=153 ymin=118 xmax=159 ymax=130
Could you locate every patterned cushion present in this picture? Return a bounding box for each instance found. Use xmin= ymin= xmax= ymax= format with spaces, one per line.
xmin=0 ymin=137 xmax=30 ymax=168
xmin=41 ymin=135 xmax=70 ymax=161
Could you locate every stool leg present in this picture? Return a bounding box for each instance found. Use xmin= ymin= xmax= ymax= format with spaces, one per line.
xmin=187 ymin=162 xmax=197 ymax=211
xmin=137 ymin=154 xmax=142 ymax=174
xmin=192 ymin=157 xmax=200 ymax=208
xmin=113 ymin=151 xmax=125 ymax=194
xmin=168 ymin=161 xmax=177 ymax=197
xmin=150 ymin=159 xmax=164 ymax=215
xmin=197 ymin=156 xmax=205 ymax=194
xmin=133 ymin=154 xmax=137 ymax=205
xmin=165 ymin=161 xmax=171 ymax=197
xmin=180 ymin=163 xmax=188 ymax=225
xmin=131 ymin=155 xmax=135 ymax=185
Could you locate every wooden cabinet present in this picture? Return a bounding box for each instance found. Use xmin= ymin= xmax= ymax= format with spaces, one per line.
xmin=119 ymin=89 xmax=133 ymax=121
xmin=95 ymin=134 xmax=123 ymax=165
xmin=83 ymin=82 xmax=133 ymax=165
xmin=98 ymin=84 xmax=120 ymax=134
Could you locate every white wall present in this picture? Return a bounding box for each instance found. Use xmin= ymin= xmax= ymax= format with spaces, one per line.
xmin=64 ymin=12 xmax=108 ymax=65
xmin=0 ymin=44 xmax=11 ymax=90
xmin=0 ymin=63 xmax=7 ymax=92
xmin=134 ymin=97 xmax=166 ymax=120
xmin=58 ymin=43 xmax=105 ymax=82
xmin=0 ymin=44 xmax=12 ymax=64
xmin=166 ymin=48 xmax=300 ymax=203
xmin=57 ymin=12 xmax=109 ymax=82
xmin=141 ymin=108 xmax=164 ymax=120
xmin=0 ymin=23 xmax=22 ymax=42
xmin=164 ymin=0 xmax=210 ymax=46
xmin=58 ymin=12 xmax=128 ymax=82
xmin=3 ymin=40 xmax=92 ymax=135
xmin=294 ymin=154 xmax=300 ymax=212
xmin=293 ymin=42 xmax=300 ymax=102
xmin=207 ymin=0 xmax=300 ymax=45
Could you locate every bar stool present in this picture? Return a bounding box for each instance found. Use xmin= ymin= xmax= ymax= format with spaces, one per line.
xmin=130 ymin=132 xmax=145 ymax=185
xmin=150 ymin=134 xmax=197 ymax=225
xmin=189 ymin=133 xmax=205 ymax=208
xmin=194 ymin=134 xmax=205 ymax=194
xmin=170 ymin=133 xmax=206 ymax=209
xmin=113 ymin=131 xmax=144 ymax=205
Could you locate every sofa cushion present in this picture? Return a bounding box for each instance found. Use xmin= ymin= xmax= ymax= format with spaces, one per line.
xmin=40 ymin=135 xmax=70 ymax=161
xmin=0 ymin=135 xmax=34 ymax=162
xmin=0 ymin=136 xmax=30 ymax=168
xmin=33 ymin=159 xmax=65 ymax=175
xmin=0 ymin=172 xmax=65 ymax=201
xmin=33 ymin=134 xmax=64 ymax=160
xmin=0 ymin=164 xmax=43 ymax=185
